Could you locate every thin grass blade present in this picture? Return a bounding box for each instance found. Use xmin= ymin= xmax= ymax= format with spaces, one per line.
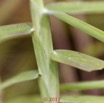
xmin=7 ymin=95 xmax=41 ymax=103
xmin=53 ymin=13 xmax=104 ymax=42
xmin=46 ymin=1 xmax=104 ymax=14
xmin=61 ymin=95 xmax=104 ymax=103
xmin=51 ymin=50 xmax=104 ymax=72
xmin=0 ymin=23 xmax=33 ymax=43
xmin=0 ymin=70 xmax=39 ymax=90
xmin=60 ymin=80 xmax=104 ymax=91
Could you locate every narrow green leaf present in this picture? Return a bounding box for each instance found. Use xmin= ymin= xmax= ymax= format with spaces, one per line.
xmin=7 ymin=95 xmax=41 ymax=103
xmin=60 ymin=80 xmax=104 ymax=91
xmin=51 ymin=50 xmax=104 ymax=72
xmin=0 ymin=23 xmax=33 ymax=43
xmin=61 ymin=95 xmax=104 ymax=103
xmin=53 ymin=13 xmax=104 ymax=42
xmin=46 ymin=1 xmax=104 ymax=14
xmin=0 ymin=23 xmax=33 ymax=35
xmin=0 ymin=70 xmax=39 ymax=90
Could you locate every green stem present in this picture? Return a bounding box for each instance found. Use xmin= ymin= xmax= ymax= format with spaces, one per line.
xmin=30 ymin=0 xmax=59 ymax=102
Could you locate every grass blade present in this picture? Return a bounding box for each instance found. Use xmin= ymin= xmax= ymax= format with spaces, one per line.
xmin=60 ymin=80 xmax=104 ymax=91
xmin=61 ymin=95 xmax=104 ymax=103
xmin=46 ymin=1 xmax=104 ymax=14
xmin=0 ymin=23 xmax=33 ymax=35
xmin=0 ymin=23 xmax=33 ymax=43
xmin=51 ymin=50 xmax=104 ymax=72
xmin=53 ymin=13 xmax=104 ymax=42
xmin=0 ymin=70 xmax=39 ymax=90
xmin=7 ymin=95 xmax=41 ymax=103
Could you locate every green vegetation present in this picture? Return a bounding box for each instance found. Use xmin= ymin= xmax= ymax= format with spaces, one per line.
xmin=0 ymin=0 xmax=104 ymax=103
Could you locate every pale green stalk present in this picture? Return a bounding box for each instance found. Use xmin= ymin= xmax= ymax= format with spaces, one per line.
xmin=30 ymin=0 xmax=59 ymax=103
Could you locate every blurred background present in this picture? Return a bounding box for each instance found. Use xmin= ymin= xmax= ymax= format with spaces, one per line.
xmin=0 ymin=0 xmax=104 ymax=102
